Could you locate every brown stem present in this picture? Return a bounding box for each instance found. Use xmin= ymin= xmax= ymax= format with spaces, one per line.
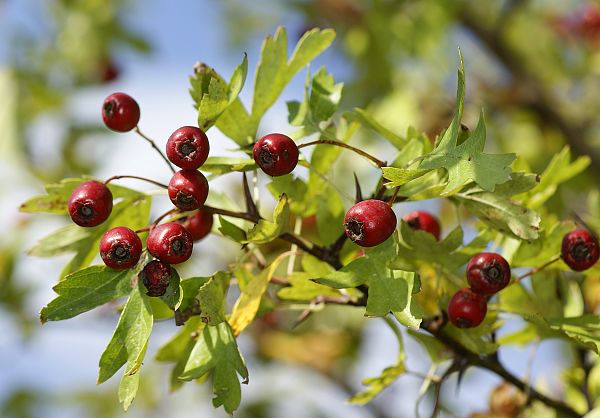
xmin=134 ymin=126 xmax=176 ymax=173
xmin=513 ymin=256 xmax=560 ymax=284
xmin=202 ymin=204 xmax=259 ymax=223
xmin=388 ymin=186 xmax=401 ymax=207
xmin=298 ymin=139 xmax=387 ymax=168
xmin=104 ymin=175 xmax=168 ymax=189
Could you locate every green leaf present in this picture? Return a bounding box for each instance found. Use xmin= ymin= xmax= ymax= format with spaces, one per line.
xmin=510 ymin=219 xmax=575 ymax=267
xmin=159 ymin=267 xmax=182 ymax=311
xmin=28 ymin=225 xmax=91 ymax=257
xmin=519 ymin=146 xmax=590 ymax=208
xmin=407 ymin=330 xmax=451 ymax=363
xmin=244 ymin=194 xmax=289 ymax=244
xmin=419 ymin=111 xmax=515 ymax=195
xmin=197 ymin=271 xmax=230 ymax=326
xmin=180 ymin=321 xmax=249 ymax=414
xmin=316 ymin=185 xmax=344 ymax=245
xmin=453 ymin=187 xmax=540 ymax=241
xmin=367 ymin=270 xmax=422 ymax=329
xmin=215 ymin=99 xmax=253 ymax=146
xmin=277 ymin=272 xmax=341 ymax=301
xmin=267 ymin=175 xmax=308 ymax=214
xmin=545 ymin=315 xmax=600 ymax=354
xmin=344 ymin=108 xmax=407 ymax=149
xmin=251 ymin=27 xmax=335 ymax=133
xmin=217 ymin=216 xmax=247 ymax=243
xmin=200 ymin=156 xmax=256 ymax=175
xmin=40 ymin=265 xmax=133 ymax=323
xmin=190 ymin=54 xmax=248 ymax=131
xmin=382 ymin=166 xmax=430 ymax=188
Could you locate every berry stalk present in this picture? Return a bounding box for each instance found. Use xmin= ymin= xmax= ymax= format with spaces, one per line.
xmin=104 ymin=175 xmax=168 ymax=189
xmin=297 ymin=139 xmax=386 ymax=168
xmin=134 ymin=127 xmax=176 ymax=173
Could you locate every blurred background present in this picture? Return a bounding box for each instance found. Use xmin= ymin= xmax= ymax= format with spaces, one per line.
xmin=1 ymin=0 xmax=600 ymax=417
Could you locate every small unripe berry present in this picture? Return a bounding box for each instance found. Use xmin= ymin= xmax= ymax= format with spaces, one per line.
xmin=141 ymin=260 xmax=172 ymax=297
xmin=68 ymin=180 xmax=113 ymax=227
xmin=180 ymin=209 xmax=213 ymax=242
xmin=101 ymin=92 xmax=140 ymax=132
xmin=402 ymin=210 xmax=441 ymax=241
xmin=466 ymin=252 xmax=511 ymax=295
xmin=448 ymin=288 xmax=487 ymax=328
xmin=99 ymin=227 xmax=142 ymax=270
xmin=253 ymin=133 xmax=299 ymax=176
xmin=562 ymin=229 xmax=600 ymax=271
xmin=166 ymin=126 xmax=210 ymax=169
xmin=168 ymin=170 xmax=209 ymax=211
xmin=344 ymin=200 xmax=397 ymax=247
xmin=147 ymin=222 xmax=193 ymax=264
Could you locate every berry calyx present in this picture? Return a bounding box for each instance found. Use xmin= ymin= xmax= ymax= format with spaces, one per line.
xmin=101 ymin=92 xmax=140 ymax=132
xmin=343 ymin=199 xmax=397 ymax=247
xmin=68 ymin=180 xmax=113 ymax=227
xmin=147 ymin=222 xmax=193 ymax=264
xmin=167 ymin=170 xmax=209 ymax=211
xmin=99 ymin=227 xmax=142 ymax=270
xmin=402 ymin=210 xmax=441 ymax=241
xmin=141 ymin=260 xmax=172 ymax=297
xmin=253 ymin=133 xmax=299 ymax=176
xmin=561 ymin=229 xmax=600 ymax=271
xmin=180 ymin=209 xmax=213 ymax=241
xmin=448 ymin=288 xmax=487 ymax=328
xmin=166 ymin=126 xmax=210 ymax=169
xmin=466 ymin=252 xmax=511 ymax=295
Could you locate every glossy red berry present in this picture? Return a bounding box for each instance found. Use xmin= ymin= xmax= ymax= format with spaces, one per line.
xmin=466 ymin=252 xmax=511 ymax=295
xmin=166 ymin=126 xmax=210 ymax=169
xmin=448 ymin=288 xmax=487 ymax=328
xmin=168 ymin=170 xmax=209 ymax=211
xmin=102 ymin=92 xmax=140 ymax=132
xmin=344 ymin=199 xmax=397 ymax=247
xmin=141 ymin=260 xmax=172 ymax=297
xmin=562 ymin=229 xmax=600 ymax=271
xmin=253 ymin=133 xmax=299 ymax=176
xmin=181 ymin=209 xmax=213 ymax=241
xmin=147 ymin=222 xmax=193 ymax=264
xmin=68 ymin=180 xmax=113 ymax=227
xmin=402 ymin=210 xmax=441 ymax=241
xmin=99 ymin=227 xmax=142 ymax=270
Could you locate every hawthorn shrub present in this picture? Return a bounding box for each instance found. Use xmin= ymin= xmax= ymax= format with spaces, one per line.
xmin=21 ymin=27 xmax=599 ymax=417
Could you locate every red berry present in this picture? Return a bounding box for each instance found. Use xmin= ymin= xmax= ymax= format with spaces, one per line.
xmin=68 ymin=180 xmax=113 ymax=227
xmin=141 ymin=260 xmax=172 ymax=297
xmin=147 ymin=222 xmax=193 ymax=264
xmin=166 ymin=126 xmax=210 ymax=170
xmin=253 ymin=133 xmax=299 ymax=176
xmin=344 ymin=199 xmax=397 ymax=247
xmin=98 ymin=60 xmax=119 ymax=84
xmin=168 ymin=170 xmax=209 ymax=211
xmin=99 ymin=227 xmax=142 ymax=270
xmin=102 ymin=92 xmax=140 ymax=132
xmin=448 ymin=288 xmax=487 ymax=328
xmin=466 ymin=252 xmax=511 ymax=295
xmin=402 ymin=210 xmax=441 ymax=240
xmin=180 ymin=209 xmax=213 ymax=242
xmin=562 ymin=229 xmax=600 ymax=271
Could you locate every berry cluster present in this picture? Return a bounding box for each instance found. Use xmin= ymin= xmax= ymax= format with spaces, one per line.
xmin=66 ymin=93 xmax=215 ymax=297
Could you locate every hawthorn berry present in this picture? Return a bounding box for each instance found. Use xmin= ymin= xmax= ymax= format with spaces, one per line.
xmin=68 ymin=180 xmax=113 ymax=227
xmin=561 ymin=229 xmax=600 ymax=271
xmin=402 ymin=210 xmax=441 ymax=241
xmin=166 ymin=126 xmax=210 ymax=170
xmin=466 ymin=252 xmax=511 ymax=295
xmin=147 ymin=222 xmax=193 ymax=264
xmin=168 ymin=170 xmax=209 ymax=211
xmin=99 ymin=227 xmax=142 ymax=270
xmin=101 ymin=92 xmax=140 ymax=132
xmin=140 ymin=260 xmax=172 ymax=297
xmin=180 ymin=209 xmax=213 ymax=242
xmin=448 ymin=288 xmax=487 ymax=328
xmin=344 ymin=200 xmax=397 ymax=247
xmin=253 ymin=133 xmax=299 ymax=176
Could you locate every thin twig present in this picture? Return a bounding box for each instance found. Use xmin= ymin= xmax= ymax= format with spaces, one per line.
xmin=104 ymin=174 xmax=168 ymax=189
xmin=298 ymin=138 xmax=387 ymax=168
xmin=134 ymin=126 xmax=175 ymax=173
xmin=513 ymin=256 xmax=561 ymax=284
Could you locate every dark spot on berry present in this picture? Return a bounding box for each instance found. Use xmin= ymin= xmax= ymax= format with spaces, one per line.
xmin=406 ymin=218 xmax=420 ymax=229
xmin=103 ymin=100 xmax=116 ymax=118
xmin=170 ymin=237 xmax=186 ymax=255
xmin=344 ymin=218 xmax=364 ymax=242
xmin=282 ymin=149 xmax=289 ymax=159
xmin=572 ymin=241 xmax=591 ymax=262
xmin=259 ymin=147 xmax=278 ymax=167
xmin=176 ymin=192 xmax=196 ymax=207
xmin=79 ymin=205 xmax=93 ymax=218
xmin=179 ymin=142 xmax=195 ymax=157
xmin=485 ymin=264 xmax=501 ymax=283
xmin=455 ymin=317 xmax=473 ymax=328
xmin=113 ymin=246 xmax=128 ymax=260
